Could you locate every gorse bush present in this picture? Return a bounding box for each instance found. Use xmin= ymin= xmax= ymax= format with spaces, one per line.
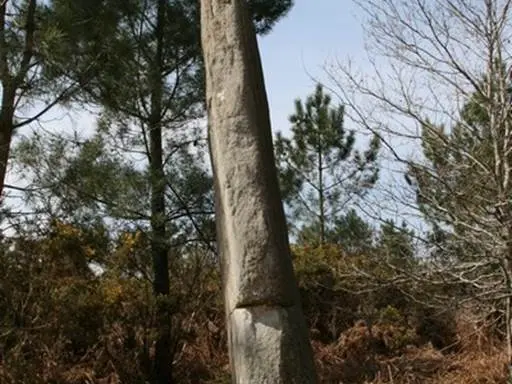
xmin=0 ymin=222 xmax=223 ymax=383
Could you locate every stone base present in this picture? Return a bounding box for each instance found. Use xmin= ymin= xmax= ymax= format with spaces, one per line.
xmin=228 ymin=305 xmax=317 ymax=383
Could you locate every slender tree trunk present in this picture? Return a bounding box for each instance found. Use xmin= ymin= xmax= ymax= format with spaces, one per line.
xmin=0 ymin=118 xmax=13 ymax=202
xmin=0 ymin=0 xmax=14 ymax=201
xmin=0 ymin=88 xmax=15 ymax=201
xmin=318 ymin=146 xmax=325 ymax=245
xmin=149 ymin=113 xmax=171 ymax=384
xmin=200 ymin=1 xmax=317 ymax=382
xmin=149 ymin=0 xmax=171 ymax=382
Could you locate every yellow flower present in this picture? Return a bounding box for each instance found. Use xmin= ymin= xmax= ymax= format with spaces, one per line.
xmin=103 ymin=280 xmax=123 ymax=304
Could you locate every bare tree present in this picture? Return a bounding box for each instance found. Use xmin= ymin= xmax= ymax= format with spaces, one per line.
xmin=200 ymin=0 xmax=317 ymax=382
xmin=326 ymin=0 xmax=512 ymax=372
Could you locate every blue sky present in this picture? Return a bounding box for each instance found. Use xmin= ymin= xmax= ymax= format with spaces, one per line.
xmin=258 ymin=0 xmax=366 ymax=135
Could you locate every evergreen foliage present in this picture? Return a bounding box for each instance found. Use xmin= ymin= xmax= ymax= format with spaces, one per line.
xmin=275 ymin=84 xmax=380 ymax=244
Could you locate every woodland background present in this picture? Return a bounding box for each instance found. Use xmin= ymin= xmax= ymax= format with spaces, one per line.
xmin=0 ymin=0 xmax=510 ymax=383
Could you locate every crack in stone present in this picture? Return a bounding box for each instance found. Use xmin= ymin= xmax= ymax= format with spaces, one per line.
xmin=229 ymin=300 xmax=296 ymax=317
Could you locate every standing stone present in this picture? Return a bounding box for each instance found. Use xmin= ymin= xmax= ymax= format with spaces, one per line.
xmin=200 ymin=0 xmax=318 ymax=383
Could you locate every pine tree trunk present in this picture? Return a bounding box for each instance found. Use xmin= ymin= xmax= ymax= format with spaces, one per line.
xmin=0 ymin=85 xmax=16 ymax=202
xmin=318 ymin=145 xmax=325 ymax=245
xmin=0 ymin=1 xmax=14 ymax=201
xmin=149 ymin=118 xmax=171 ymax=384
xmin=149 ymin=0 xmax=171 ymax=382
xmin=200 ymin=1 xmax=318 ymax=382
xmin=0 ymin=116 xmax=13 ymax=201
xmin=149 ymin=123 xmax=171 ymax=384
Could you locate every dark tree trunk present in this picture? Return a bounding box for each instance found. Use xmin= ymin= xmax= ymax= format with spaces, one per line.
xmin=149 ymin=118 xmax=171 ymax=384
xmin=0 ymin=86 xmax=15 ymax=201
xmin=318 ymin=143 xmax=325 ymax=245
xmin=149 ymin=0 xmax=171 ymax=382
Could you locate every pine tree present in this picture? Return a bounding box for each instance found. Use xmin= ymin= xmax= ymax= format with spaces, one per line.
xmin=0 ymin=0 xmax=88 ymax=201
xmin=275 ymin=84 xmax=380 ymax=245
xmin=325 ymin=209 xmax=374 ymax=253
xmin=377 ymin=220 xmax=415 ymax=268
